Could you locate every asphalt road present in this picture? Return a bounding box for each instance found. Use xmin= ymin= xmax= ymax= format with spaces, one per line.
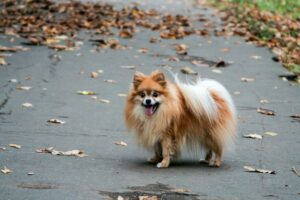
xmin=0 ymin=1 xmax=299 ymax=200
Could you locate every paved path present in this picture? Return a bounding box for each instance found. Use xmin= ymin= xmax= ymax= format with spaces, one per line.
xmin=0 ymin=1 xmax=299 ymax=200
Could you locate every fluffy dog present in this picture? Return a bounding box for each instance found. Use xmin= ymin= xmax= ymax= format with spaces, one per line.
xmin=124 ymin=70 xmax=236 ymax=168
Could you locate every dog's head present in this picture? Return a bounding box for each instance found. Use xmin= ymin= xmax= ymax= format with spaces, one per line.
xmin=130 ymin=70 xmax=167 ymax=117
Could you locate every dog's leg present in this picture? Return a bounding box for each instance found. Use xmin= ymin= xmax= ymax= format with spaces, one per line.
xmin=213 ymin=151 xmax=222 ymax=167
xmin=200 ymin=150 xmax=212 ymax=165
xmin=148 ymin=142 xmax=162 ymax=163
xmin=157 ymin=137 xmax=172 ymax=168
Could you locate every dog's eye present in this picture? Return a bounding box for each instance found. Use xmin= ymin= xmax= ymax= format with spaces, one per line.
xmin=139 ymin=92 xmax=145 ymax=98
xmin=152 ymin=92 xmax=159 ymax=97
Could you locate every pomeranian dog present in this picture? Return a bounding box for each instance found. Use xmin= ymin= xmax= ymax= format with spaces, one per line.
xmin=124 ymin=70 xmax=236 ymax=168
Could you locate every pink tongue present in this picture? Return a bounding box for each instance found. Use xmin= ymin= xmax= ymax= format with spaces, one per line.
xmin=146 ymin=106 xmax=154 ymax=116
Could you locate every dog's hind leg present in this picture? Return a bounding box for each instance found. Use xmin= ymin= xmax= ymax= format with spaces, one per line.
xmin=148 ymin=142 xmax=162 ymax=163
xmin=200 ymin=150 xmax=212 ymax=165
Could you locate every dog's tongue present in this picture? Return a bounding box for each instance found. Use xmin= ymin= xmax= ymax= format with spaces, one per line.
xmin=146 ymin=106 xmax=154 ymax=116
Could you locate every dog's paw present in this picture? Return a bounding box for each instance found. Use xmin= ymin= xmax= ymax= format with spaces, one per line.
xmin=199 ymin=160 xmax=210 ymax=165
xmin=147 ymin=156 xmax=161 ymax=164
xmin=156 ymin=162 xmax=169 ymax=168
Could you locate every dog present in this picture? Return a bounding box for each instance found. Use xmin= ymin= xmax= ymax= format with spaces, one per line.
xmin=124 ymin=70 xmax=236 ymax=168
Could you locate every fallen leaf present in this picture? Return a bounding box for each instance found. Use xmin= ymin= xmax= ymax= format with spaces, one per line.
xmin=214 ymin=60 xmax=227 ymax=67
xmin=8 ymin=79 xmax=18 ymax=83
xmin=27 ymin=172 xmax=34 ymax=175
xmin=0 ymin=147 xmax=6 ymax=151
xmin=104 ymin=79 xmax=117 ymax=83
xmin=251 ymin=55 xmax=262 ymax=60
xmin=220 ymin=48 xmax=230 ymax=52
xmin=90 ymin=72 xmax=98 ymax=78
xmin=120 ymin=65 xmax=135 ymax=70
xmin=117 ymin=196 xmax=124 ymax=200
xmin=139 ymin=196 xmax=158 ymax=200
xmin=16 ymin=86 xmax=32 ymax=90
xmin=36 ymin=147 xmax=87 ymax=157
xmin=180 ymin=67 xmax=198 ymax=75
xmin=99 ymin=99 xmax=110 ymax=104
xmin=175 ymin=44 xmax=188 ymax=55
xmin=168 ymin=56 xmax=180 ymax=62
xmin=170 ymin=188 xmax=190 ymax=193
xmin=291 ymin=166 xmax=300 ymax=177
xmin=117 ymin=93 xmax=127 ymax=97
xmin=264 ymin=132 xmax=278 ymax=136
xmin=260 ymin=99 xmax=269 ymax=104
xmin=48 ymin=44 xmax=75 ymax=51
xmin=77 ymin=90 xmax=96 ymax=95
xmin=257 ymin=108 xmax=275 ymax=116
xmin=119 ymin=29 xmax=133 ymax=39
xmin=22 ymin=102 xmax=33 ymax=108
xmin=290 ymin=114 xmax=300 ymax=119
xmin=47 ymin=119 xmax=66 ymax=124
xmin=244 ymin=166 xmax=276 ymax=174
xmin=243 ymin=134 xmax=262 ymax=139
xmin=0 ymin=46 xmax=29 ymax=52
xmin=114 ymin=141 xmax=127 ymax=146
xmin=138 ymin=48 xmax=149 ymax=53
xmin=149 ymin=37 xmax=159 ymax=43
xmin=241 ymin=77 xmax=255 ymax=82
xmin=9 ymin=144 xmax=21 ymax=149
xmin=0 ymin=57 xmax=7 ymax=65
xmin=212 ymin=69 xmax=222 ymax=74
xmin=1 ymin=166 xmax=12 ymax=174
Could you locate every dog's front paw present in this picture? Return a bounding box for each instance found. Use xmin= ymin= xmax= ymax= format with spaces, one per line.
xmin=156 ymin=161 xmax=169 ymax=168
xmin=147 ymin=156 xmax=162 ymax=164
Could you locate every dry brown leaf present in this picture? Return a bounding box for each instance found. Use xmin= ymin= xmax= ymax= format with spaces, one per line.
xmin=99 ymin=99 xmax=110 ymax=104
xmin=36 ymin=147 xmax=87 ymax=157
xmin=120 ymin=66 xmax=135 ymax=70
xmin=48 ymin=45 xmax=75 ymax=51
xmin=220 ymin=48 xmax=230 ymax=53
xmin=168 ymin=56 xmax=180 ymax=62
xmin=175 ymin=44 xmax=188 ymax=55
xmin=264 ymin=132 xmax=278 ymax=136
xmin=170 ymin=188 xmax=190 ymax=193
xmin=77 ymin=90 xmax=96 ymax=95
xmin=214 ymin=60 xmax=227 ymax=68
xmin=104 ymin=79 xmax=117 ymax=83
xmin=119 ymin=29 xmax=133 ymax=39
xmin=241 ymin=77 xmax=255 ymax=82
xmin=114 ymin=141 xmax=127 ymax=146
xmin=149 ymin=37 xmax=159 ymax=43
xmin=0 ymin=57 xmax=7 ymax=65
xmin=9 ymin=143 xmax=21 ymax=149
xmin=138 ymin=48 xmax=149 ymax=53
xmin=291 ymin=166 xmax=300 ymax=177
xmin=90 ymin=72 xmax=98 ymax=78
xmin=0 ymin=46 xmax=28 ymax=52
xmin=117 ymin=93 xmax=127 ymax=97
xmin=16 ymin=86 xmax=32 ymax=90
xmin=47 ymin=119 xmax=66 ymax=124
xmin=257 ymin=108 xmax=275 ymax=116
xmin=180 ymin=67 xmax=198 ymax=75
xmin=243 ymin=134 xmax=262 ymax=139
xmin=1 ymin=166 xmax=12 ymax=174
xmin=290 ymin=114 xmax=300 ymax=119
xmin=22 ymin=102 xmax=33 ymax=108
xmin=27 ymin=172 xmax=34 ymax=175
xmin=244 ymin=166 xmax=276 ymax=174
xmin=139 ymin=196 xmax=158 ymax=200
xmin=0 ymin=147 xmax=6 ymax=151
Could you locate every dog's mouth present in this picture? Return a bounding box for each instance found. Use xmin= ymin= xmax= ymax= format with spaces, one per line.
xmin=143 ymin=103 xmax=159 ymax=117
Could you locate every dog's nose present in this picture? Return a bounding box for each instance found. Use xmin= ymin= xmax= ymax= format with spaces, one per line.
xmin=145 ymin=99 xmax=151 ymax=105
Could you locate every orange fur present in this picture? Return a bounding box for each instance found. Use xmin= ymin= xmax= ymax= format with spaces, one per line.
xmin=124 ymin=71 xmax=236 ymax=168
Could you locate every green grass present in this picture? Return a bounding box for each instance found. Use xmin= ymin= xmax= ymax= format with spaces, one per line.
xmin=222 ymin=0 xmax=300 ymax=19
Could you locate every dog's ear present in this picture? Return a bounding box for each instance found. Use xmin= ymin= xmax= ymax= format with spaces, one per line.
xmin=151 ymin=70 xmax=166 ymax=87
xmin=133 ymin=71 xmax=145 ymax=89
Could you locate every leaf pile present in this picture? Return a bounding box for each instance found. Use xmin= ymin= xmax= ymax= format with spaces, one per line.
xmin=0 ymin=0 xmax=210 ymax=48
xmin=211 ymin=2 xmax=300 ymax=78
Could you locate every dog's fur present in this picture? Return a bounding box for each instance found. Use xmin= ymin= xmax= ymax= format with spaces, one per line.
xmin=124 ymin=71 xmax=236 ymax=168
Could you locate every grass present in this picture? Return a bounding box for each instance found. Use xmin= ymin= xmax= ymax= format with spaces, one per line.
xmin=209 ymin=0 xmax=300 ymax=19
